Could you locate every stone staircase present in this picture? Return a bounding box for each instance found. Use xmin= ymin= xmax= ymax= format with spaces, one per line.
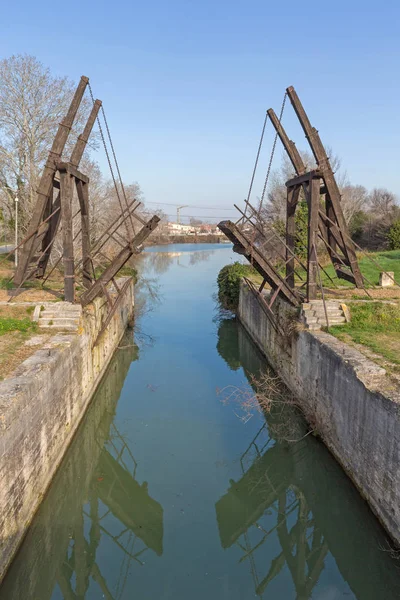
xmin=301 ymin=300 xmax=349 ymax=331
xmin=32 ymin=302 xmax=82 ymax=332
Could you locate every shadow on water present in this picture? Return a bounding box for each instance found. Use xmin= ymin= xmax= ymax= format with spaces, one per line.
xmin=0 ymin=334 xmax=164 ymax=600
xmin=216 ymin=317 xmax=400 ymax=600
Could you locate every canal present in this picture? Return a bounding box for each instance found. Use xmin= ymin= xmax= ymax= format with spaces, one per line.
xmin=1 ymin=243 xmax=400 ymax=599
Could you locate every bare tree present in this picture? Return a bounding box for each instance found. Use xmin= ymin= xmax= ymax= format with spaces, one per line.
xmin=0 ymin=54 xmax=95 ymax=233
xmin=340 ymin=184 xmax=369 ymax=224
xmin=368 ymin=188 xmax=398 ymax=224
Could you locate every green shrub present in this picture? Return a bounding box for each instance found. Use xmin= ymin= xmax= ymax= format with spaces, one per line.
xmin=217 ymin=262 xmax=257 ymax=310
xmin=387 ymin=220 xmax=400 ymax=250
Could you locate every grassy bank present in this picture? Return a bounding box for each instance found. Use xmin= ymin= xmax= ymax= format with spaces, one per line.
xmin=329 ymin=301 xmax=400 ymax=369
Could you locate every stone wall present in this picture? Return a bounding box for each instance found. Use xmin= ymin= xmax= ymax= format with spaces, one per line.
xmin=238 ymin=280 xmax=400 ymax=546
xmin=0 ymin=279 xmax=134 ymax=582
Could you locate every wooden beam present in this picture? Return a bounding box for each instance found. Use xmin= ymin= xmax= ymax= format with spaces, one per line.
xmin=218 ymin=220 xmax=300 ymax=306
xmin=267 ymin=108 xmax=306 ymax=175
xmin=286 ymin=185 xmax=301 ymax=289
xmin=307 ymin=178 xmax=320 ymax=300
xmin=286 ymin=170 xmax=321 ymax=188
xmin=14 ymin=76 xmax=89 ymax=286
xmin=56 ymin=162 xmax=89 ymax=183
xmin=37 ymin=104 xmax=100 ymax=279
xmin=80 ymin=216 xmax=160 ymax=307
xmin=76 ymin=180 xmax=92 ymax=289
xmin=286 ymin=86 xmax=363 ymax=287
xmin=37 ymin=193 xmax=61 ymax=277
xmin=70 ymin=99 xmax=102 ymax=167
xmin=60 ymin=171 xmax=75 ymax=302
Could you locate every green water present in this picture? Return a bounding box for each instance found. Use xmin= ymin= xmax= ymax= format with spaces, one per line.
xmin=2 ymin=244 xmax=400 ymax=599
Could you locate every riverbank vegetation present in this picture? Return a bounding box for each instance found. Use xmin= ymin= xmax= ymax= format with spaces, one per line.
xmin=217 ymin=262 xmax=260 ymax=310
xmin=329 ymin=301 xmax=400 ymax=370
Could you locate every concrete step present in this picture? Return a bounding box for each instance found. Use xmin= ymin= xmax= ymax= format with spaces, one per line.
xmin=40 ymin=310 xmax=81 ymax=319
xmin=38 ymin=317 xmax=80 ymax=330
xmin=306 ymin=323 xmax=322 ymax=331
xmin=325 ymin=317 xmax=346 ymax=324
xmin=311 ymin=309 xmax=344 ymax=316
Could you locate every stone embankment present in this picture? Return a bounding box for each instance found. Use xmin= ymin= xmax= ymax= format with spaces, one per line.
xmin=238 ymin=280 xmax=400 ymax=546
xmin=0 ymin=278 xmax=134 ymax=583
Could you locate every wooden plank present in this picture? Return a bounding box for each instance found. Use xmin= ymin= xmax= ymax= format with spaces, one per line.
xmin=70 ymin=99 xmax=102 ymax=167
xmin=37 ymin=106 xmax=101 ymax=278
xmin=218 ymin=220 xmax=300 ymax=306
xmin=80 ymin=216 xmax=160 ymax=307
xmin=60 ymin=171 xmax=75 ymax=302
xmin=56 ymin=162 xmax=89 ymax=183
xmin=14 ymin=76 xmax=89 ymax=286
xmin=286 ymin=86 xmax=363 ymax=287
xmin=93 ymin=277 xmax=132 ymax=346
xmin=76 ymin=180 xmax=92 ymax=289
xmin=286 ymin=170 xmax=321 ymax=187
xmin=286 ymin=185 xmax=301 ymax=289
xmin=37 ymin=193 xmax=61 ymax=277
xmin=267 ymin=109 xmax=306 ymax=175
xmin=307 ymin=178 xmax=320 ymax=300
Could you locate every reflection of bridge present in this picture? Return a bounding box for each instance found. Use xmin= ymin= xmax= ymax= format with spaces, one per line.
xmin=0 ymin=340 xmax=164 ymax=600
xmin=95 ymin=443 xmax=163 ymax=557
xmin=216 ymin=318 xmax=400 ymax=600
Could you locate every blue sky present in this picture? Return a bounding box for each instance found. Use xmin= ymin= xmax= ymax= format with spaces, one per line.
xmin=1 ymin=0 xmax=399 ymax=221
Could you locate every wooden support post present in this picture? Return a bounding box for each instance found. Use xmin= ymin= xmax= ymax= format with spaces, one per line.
xmin=14 ymin=76 xmax=89 ymax=286
xmin=60 ymin=171 xmax=75 ymax=302
xmin=325 ymin=192 xmax=337 ymax=255
xmin=218 ymin=220 xmax=300 ymax=306
xmin=80 ymin=216 xmax=160 ymax=307
xmin=286 ymin=185 xmax=301 ymax=289
xmin=307 ymin=177 xmax=320 ymax=301
xmin=70 ymin=99 xmax=102 ymax=167
xmin=286 ymin=86 xmax=363 ymax=288
xmin=37 ymin=100 xmax=101 ymax=278
xmin=76 ymin=180 xmax=92 ymax=289
xmin=267 ymin=109 xmax=306 ymax=175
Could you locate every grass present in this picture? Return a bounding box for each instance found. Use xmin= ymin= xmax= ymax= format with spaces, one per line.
xmin=0 ymin=317 xmax=38 ymax=336
xmin=321 ymin=250 xmax=400 ymax=288
xmin=329 ymin=301 xmax=400 ymax=368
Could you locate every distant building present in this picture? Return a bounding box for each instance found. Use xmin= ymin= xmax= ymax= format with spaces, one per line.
xmin=165 ymin=222 xmax=220 ymax=236
xmin=166 ymin=222 xmax=194 ymax=235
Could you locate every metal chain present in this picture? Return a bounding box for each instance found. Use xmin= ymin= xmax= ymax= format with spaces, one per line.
xmin=87 ymin=83 xmax=132 ymax=242
xmin=259 ymin=91 xmax=287 ymax=212
xmin=244 ymin=111 xmax=268 ymax=218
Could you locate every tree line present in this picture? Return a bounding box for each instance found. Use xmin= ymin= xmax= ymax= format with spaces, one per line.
xmin=0 ymin=54 xmax=399 ymax=257
xmin=0 ymin=54 xmax=168 ymax=261
xmin=261 ymin=150 xmax=400 ymax=254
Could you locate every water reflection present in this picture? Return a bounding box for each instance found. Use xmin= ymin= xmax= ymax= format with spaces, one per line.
xmin=137 ymin=247 xmax=216 ymax=275
xmin=216 ymin=319 xmax=400 ymax=600
xmin=0 ymin=336 xmax=164 ymax=600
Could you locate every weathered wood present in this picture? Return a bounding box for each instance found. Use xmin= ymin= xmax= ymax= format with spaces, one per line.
xmin=286 ymin=170 xmax=321 ymax=188
xmin=80 ymin=216 xmax=160 ymax=307
xmin=37 ymin=106 xmax=102 ymax=279
xmin=37 ymin=193 xmax=61 ymax=277
xmin=286 ymin=185 xmax=301 ymax=289
xmin=76 ymin=180 xmax=92 ymax=289
xmin=14 ymin=76 xmax=89 ymax=286
xmin=93 ymin=277 xmax=133 ymax=346
xmin=286 ymin=86 xmax=363 ymax=287
xmin=307 ymin=178 xmax=320 ymax=300
xmin=70 ymin=100 xmax=102 ymax=167
xmin=267 ymin=109 xmax=306 ymax=175
xmin=56 ymin=162 xmax=89 ymax=183
xmin=60 ymin=171 xmax=75 ymax=302
xmin=218 ymin=220 xmax=300 ymax=306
